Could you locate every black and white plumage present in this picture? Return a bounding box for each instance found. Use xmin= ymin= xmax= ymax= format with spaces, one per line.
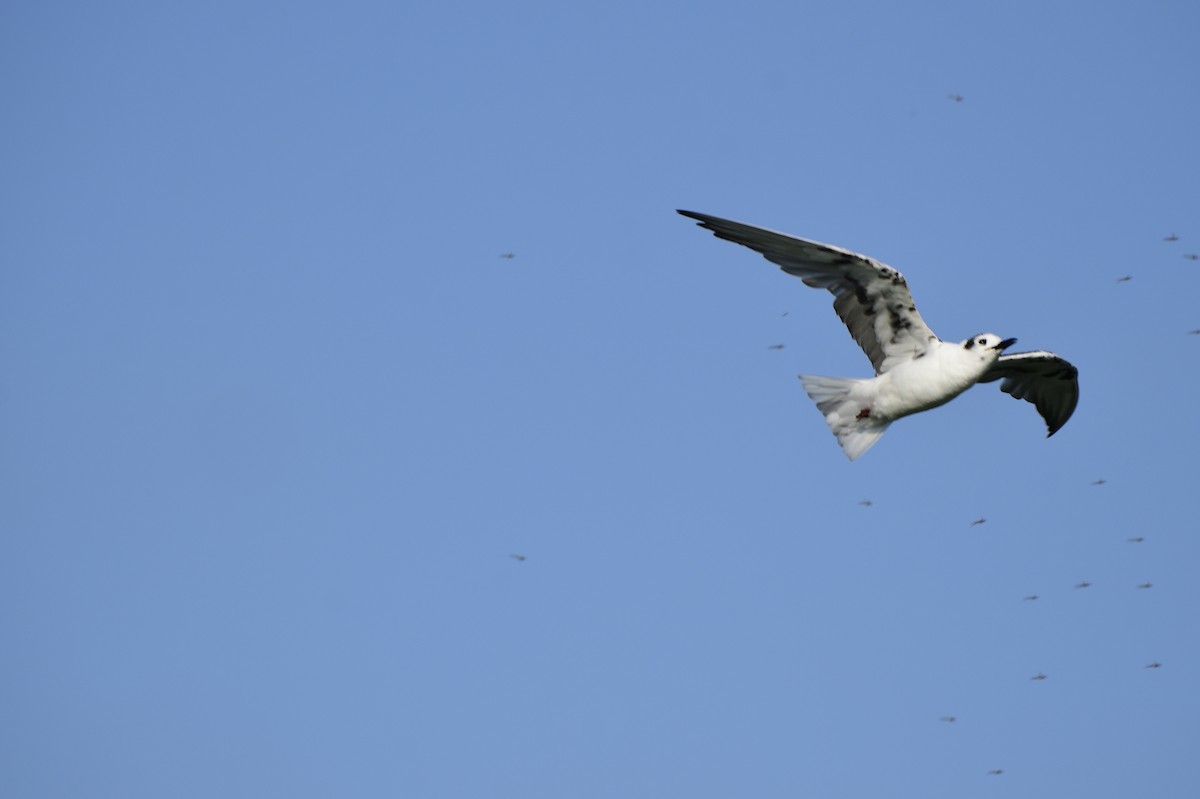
xmin=974 ymin=350 xmax=1079 ymax=436
xmin=679 ymin=210 xmax=1080 ymax=459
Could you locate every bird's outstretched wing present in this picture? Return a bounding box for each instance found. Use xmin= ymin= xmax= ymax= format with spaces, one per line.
xmin=679 ymin=210 xmax=938 ymax=374
xmin=977 ymin=350 xmax=1079 ymax=436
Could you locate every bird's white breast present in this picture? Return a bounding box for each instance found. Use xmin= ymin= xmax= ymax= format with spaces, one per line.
xmin=874 ymin=343 xmax=995 ymax=420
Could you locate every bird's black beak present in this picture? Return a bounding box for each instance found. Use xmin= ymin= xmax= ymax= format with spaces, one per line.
xmin=995 ymin=338 xmax=1017 ymax=351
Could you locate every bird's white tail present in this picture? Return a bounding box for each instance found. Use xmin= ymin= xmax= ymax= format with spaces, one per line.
xmin=798 ymin=374 xmax=890 ymax=460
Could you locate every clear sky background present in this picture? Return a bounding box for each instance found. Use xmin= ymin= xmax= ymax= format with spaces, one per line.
xmin=3 ymin=1 xmax=1198 ymax=796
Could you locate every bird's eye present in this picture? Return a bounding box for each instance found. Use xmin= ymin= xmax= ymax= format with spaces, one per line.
xmin=978 ymin=338 xmax=986 ymax=346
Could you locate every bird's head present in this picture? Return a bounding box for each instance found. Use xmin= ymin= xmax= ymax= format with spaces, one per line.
xmin=962 ymin=333 xmax=1016 ymax=361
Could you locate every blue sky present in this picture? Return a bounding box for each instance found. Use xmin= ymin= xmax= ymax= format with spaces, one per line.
xmin=3 ymin=1 xmax=1198 ymax=796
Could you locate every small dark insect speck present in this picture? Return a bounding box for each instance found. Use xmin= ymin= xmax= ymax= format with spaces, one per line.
xmin=970 ymin=517 xmax=986 ymax=527
xmin=1115 ymin=275 xmax=1132 ymax=283
xmin=1137 ymin=582 xmax=1152 ymax=589
xmin=939 ymin=715 xmax=956 ymax=722
xmin=1146 ymin=662 xmax=1162 ymax=669
xmin=510 ymin=554 xmax=527 ymax=562
xmin=1164 ymin=233 xmax=1179 ymax=242
xmin=859 ymin=499 xmax=873 ymax=507
xmin=1075 ymin=580 xmax=1091 ymax=589
xmin=1127 ymin=536 xmax=1145 ymax=543
xmin=1188 ymin=329 xmax=1200 ymax=335
xmin=1092 ymin=479 xmax=1107 ymax=485
xmin=1031 ymin=672 xmax=1047 ymax=681
xmin=948 ymin=94 xmax=964 ymax=102
xmin=1185 ymin=254 xmax=1199 ymax=261
xmin=988 ymin=769 xmax=1004 ymax=776
xmin=499 ymin=253 xmax=515 ymax=259
xmin=767 ymin=343 xmax=786 ymax=350
xmin=1023 ymin=595 xmax=1039 ymax=601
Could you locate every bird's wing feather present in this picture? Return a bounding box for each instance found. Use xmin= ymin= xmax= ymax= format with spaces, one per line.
xmin=977 ymin=350 xmax=1079 ymax=436
xmin=679 ymin=210 xmax=938 ymax=374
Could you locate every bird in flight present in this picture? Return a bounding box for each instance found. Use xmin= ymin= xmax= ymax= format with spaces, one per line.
xmin=1023 ymin=594 xmax=1039 ymax=601
xmin=1146 ymin=662 xmax=1162 ymax=669
xmin=1137 ymin=582 xmax=1153 ymax=589
xmin=679 ymin=211 xmax=1080 ymax=459
xmin=948 ymin=93 xmax=964 ymax=102
xmin=499 ymin=252 xmax=515 ymax=259
xmin=1031 ymin=672 xmax=1047 ymax=681
xmin=1127 ymin=536 xmax=1145 ymax=543
xmin=859 ymin=499 xmax=873 ymax=507
xmin=1092 ymin=478 xmax=1107 ymax=485
xmin=510 ymin=554 xmax=527 ymax=562
xmin=939 ymin=715 xmax=957 ymax=722
xmin=1075 ymin=580 xmax=1091 ymax=589
xmin=988 ymin=769 xmax=1004 ymax=776
xmin=970 ymin=517 xmax=987 ymax=527
xmin=1115 ymin=275 xmax=1132 ymax=283
xmin=767 ymin=343 xmax=786 ymax=350
xmin=1164 ymin=233 xmax=1179 ymax=242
